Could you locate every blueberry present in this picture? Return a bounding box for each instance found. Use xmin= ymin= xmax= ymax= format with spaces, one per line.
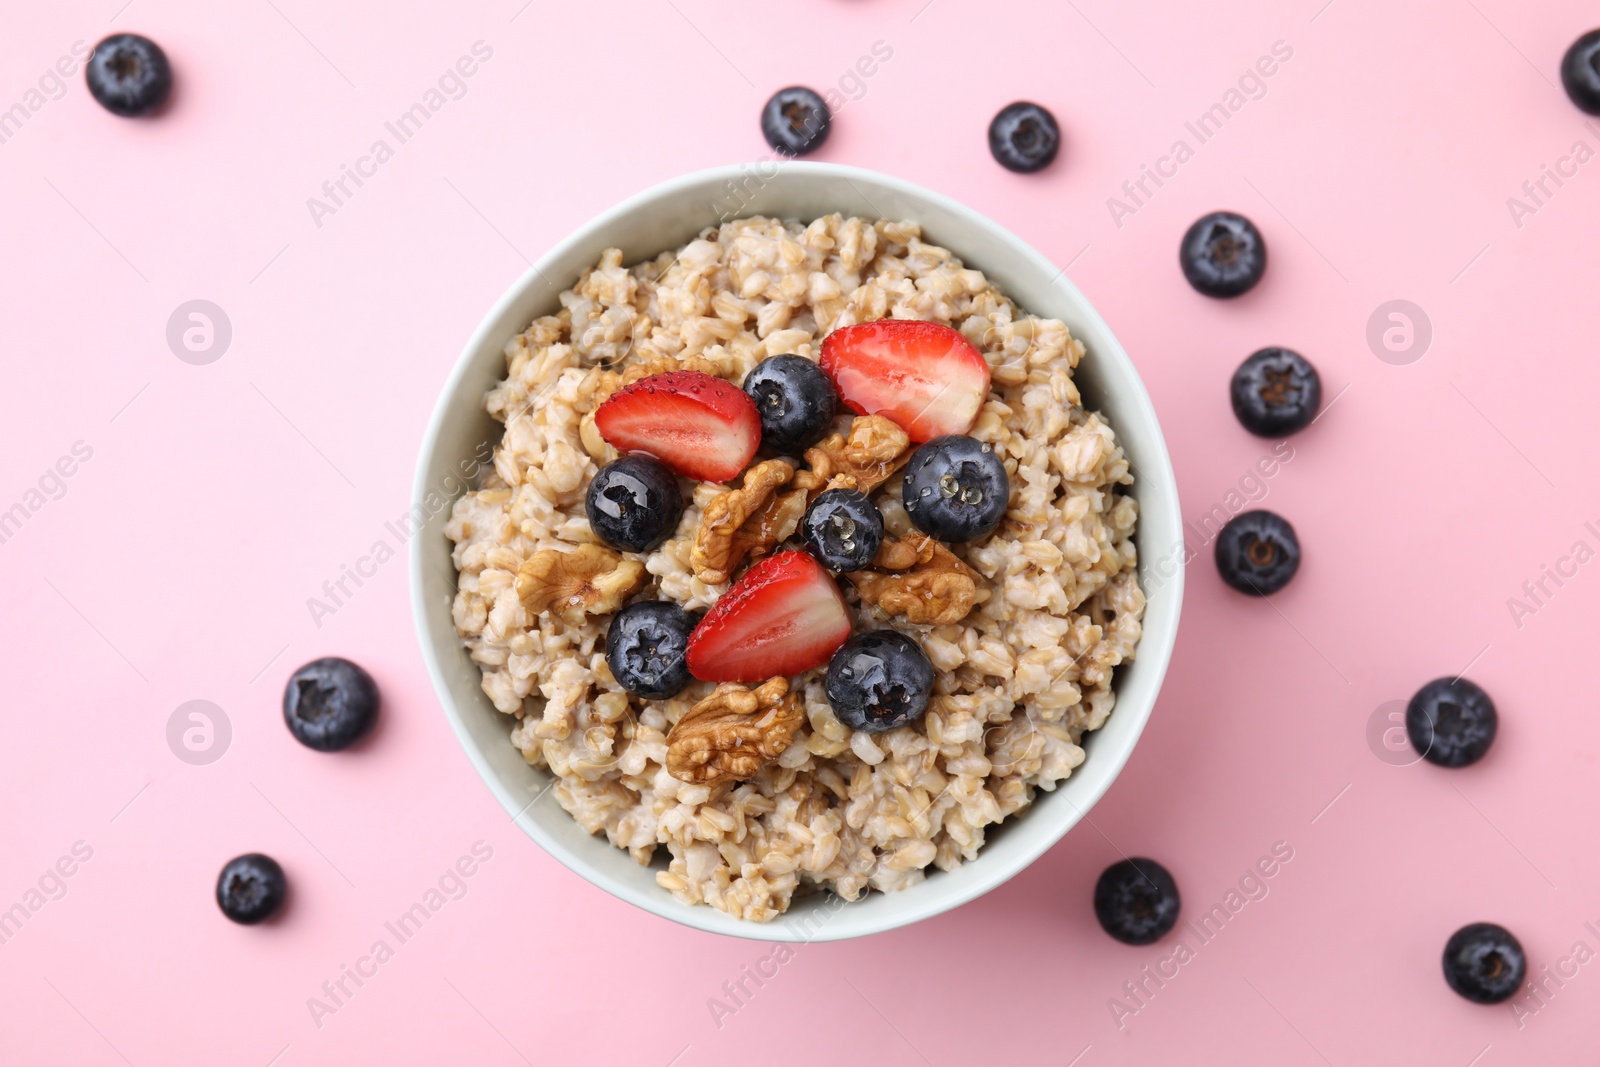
xmin=585 ymin=455 xmax=684 ymax=553
xmin=1443 ymin=923 xmax=1526 ymax=1004
xmin=85 ymin=34 xmax=173 ymax=117
xmin=216 ymin=853 xmax=287 ymax=925
xmin=1094 ymin=858 xmax=1181 ymax=945
xmin=1231 ymin=347 xmax=1322 ymax=437
xmin=744 ymin=355 xmax=837 ymax=454
xmin=824 ymin=631 xmax=934 ymax=733
xmin=902 ymin=435 xmax=1010 ymax=543
xmin=988 ymin=102 xmax=1061 ymax=173
xmin=1560 ymin=29 xmax=1600 ymax=115
xmin=760 ymin=87 xmax=831 ymax=156
xmin=1180 ymin=211 xmax=1267 ymax=298
xmin=803 ymin=489 xmax=883 ymax=573
xmin=283 ymin=657 xmax=379 ymax=752
xmin=1405 ymin=677 xmax=1498 ymax=768
xmin=605 ymin=601 xmax=697 ymax=699
xmin=1214 ymin=510 xmax=1299 ymax=595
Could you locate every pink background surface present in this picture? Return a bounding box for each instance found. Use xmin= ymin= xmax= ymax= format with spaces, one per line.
xmin=1 ymin=0 xmax=1596 ymax=1063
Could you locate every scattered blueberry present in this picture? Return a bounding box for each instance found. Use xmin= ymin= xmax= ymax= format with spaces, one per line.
xmin=1180 ymin=211 xmax=1267 ymax=298
xmin=1094 ymin=858 xmax=1181 ymax=946
xmin=216 ymin=853 xmax=287 ymax=925
xmin=988 ymin=102 xmax=1061 ymax=173
xmin=85 ymin=34 xmax=173 ymax=117
xmin=803 ymin=489 xmax=884 ymax=573
xmin=1214 ymin=510 xmax=1300 ymax=595
xmin=1443 ymin=923 xmax=1526 ymax=1004
xmin=585 ymin=455 xmax=684 ymax=553
xmin=743 ymin=355 xmax=837 ymax=454
xmin=283 ymin=657 xmax=379 ymax=752
xmin=605 ymin=601 xmax=697 ymax=700
xmin=760 ymin=87 xmax=831 ymax=156
xmin=1560 ymin=29 xmax=1600 ymax=115
xmin=902 ymin=435 xmax=1010 ymax=543
xmin=825 ymin=631 xmax=935 ymax=733
xmin=1231 ymin=347 xmax=1322 ymax=437
xmin=1405 ymin=677 xmax=1498 ymax=768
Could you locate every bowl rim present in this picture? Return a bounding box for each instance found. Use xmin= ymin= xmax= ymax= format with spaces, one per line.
xmin=411 ymin=161 xmax=1183 ymax=941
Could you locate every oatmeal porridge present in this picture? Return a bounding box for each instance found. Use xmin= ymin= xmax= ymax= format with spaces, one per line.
xmin=445 ymin=214 xmax=1145 ymax=921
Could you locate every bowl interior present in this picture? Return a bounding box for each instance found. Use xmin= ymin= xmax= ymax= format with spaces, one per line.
xmin=412 ymin=163 xmax=1183 ymax=941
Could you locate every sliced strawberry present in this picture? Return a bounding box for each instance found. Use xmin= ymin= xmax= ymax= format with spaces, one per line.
xmin=686 ymin=551 xmax=852 ymax=683
xmin=819 ymin=320 xmax=991 ymax=443
xmin=594 ymin=370 xmax=760 ymax=482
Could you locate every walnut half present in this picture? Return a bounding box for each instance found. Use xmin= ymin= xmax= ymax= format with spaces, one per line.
xmin=792 ymin=415 xmax=911 ymax=498
xmin=665 ymin=678 xmax=803 ymax=785
xmin=516 ymin=544 xmax=646 ymax=625
xmin=691 ymin=459 xmax=808 ymax=585
xmin=846 ymin=532 xmax=981 ymax=626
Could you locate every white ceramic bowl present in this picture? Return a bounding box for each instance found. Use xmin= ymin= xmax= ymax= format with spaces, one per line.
xmin=412 ymin=163 xmax=1182 ymax=942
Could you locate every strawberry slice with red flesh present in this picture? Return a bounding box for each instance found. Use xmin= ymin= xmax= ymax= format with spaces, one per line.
xmin=687 ymin=551 xmax=852 ymax=683
xmin=594 ymin=370 xmax=760 ymax=482
xmin=819 ymin=320 xmax=991 ymax=443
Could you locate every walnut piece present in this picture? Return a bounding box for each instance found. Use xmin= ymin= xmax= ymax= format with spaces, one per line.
xmin=515 ymin=544 xmax=646 ymax=625
xmin=691 ymin=460 xmax=808 ymax=585
xmin=665 ymin=678 xmax=803 ymax=785
xmin=846 ymin=532 xmax=981 ymax=625
xmin=792 ymin=415 xmax=912 ymax=498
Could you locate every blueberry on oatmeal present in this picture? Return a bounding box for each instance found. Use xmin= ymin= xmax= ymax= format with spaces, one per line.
xmin=1230 ymin=347 xmax=1321 ymax=437
xmin=825 ymin=631 xmax=934 ymax=733
xmin=1214 ymin=510 xmax=1299 ymax=595
xmin=585 ymin=455 xmax=684 ymax=553
xmin=988 ymin=101 xmax=1061 ymax=173
xmin=902 ymin=435 xmax=1010 ymax=543
xmin=1443 ymin=923 xmax=1526 ymax=1004
xmin=283 ymin=657 xmax=379 ymax=752
xmin=1180 ymin=211 xmax=1266 ymax=298
xmin=605 ymin=601 xmax=697 ymax=700
xmin=1094 ymin=858 xmax=1180 ymax=945
xmin=85 ymin=34 xmax=172 ymax=117
xmin=760 ymin=86 xmax=831 ymax=156
xmin=743 ymin=355 xmax=837 ymax=454
xmin=1405 ymin=677 xmax=1497 ymax=768
xmin=216 ymin=853 xmax=287 ymax=925
xmin=803 ymin=489 xmax=883 ymax=573
xmin=1560 ymin=29 xmax=1600 ymax=114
